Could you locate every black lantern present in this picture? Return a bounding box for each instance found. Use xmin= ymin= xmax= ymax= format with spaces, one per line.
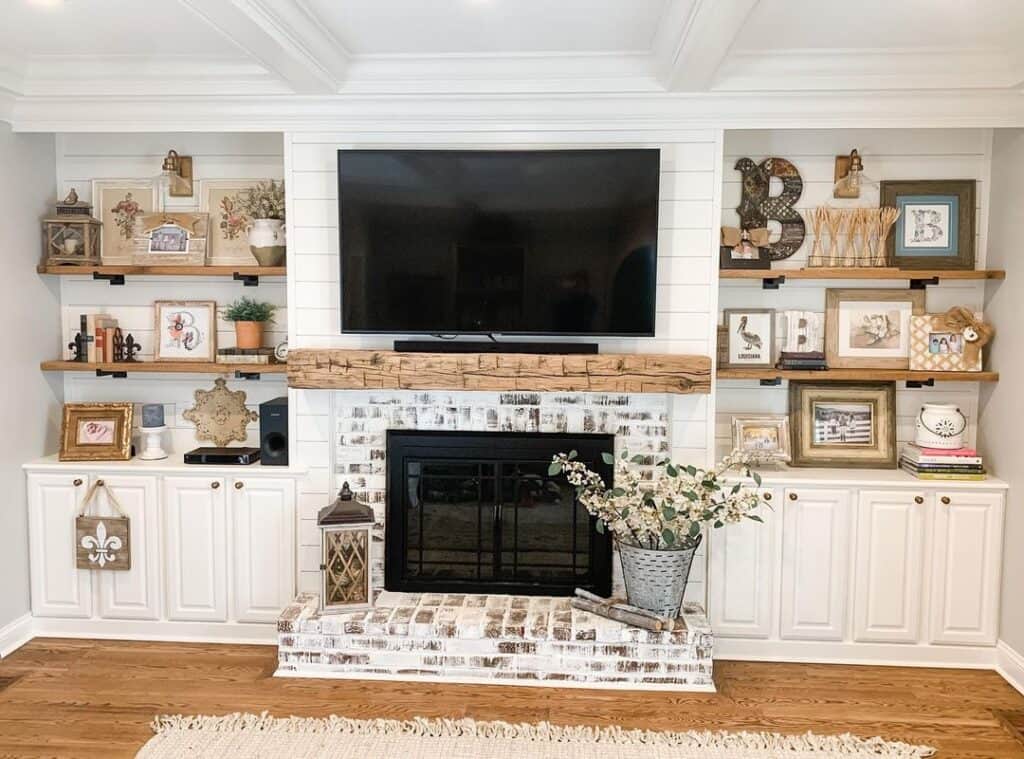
xmin=318 ymin=482 xmax=375 ymax=614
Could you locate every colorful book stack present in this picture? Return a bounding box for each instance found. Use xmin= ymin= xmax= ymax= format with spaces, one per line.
xmin=900 ymin=443 xmax=987 ymax=481
xmin=76 ymin=314 xmax=120 ymax=363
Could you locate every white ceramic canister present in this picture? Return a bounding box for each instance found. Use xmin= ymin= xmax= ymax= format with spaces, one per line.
xmin=915 ymin=403 xmax=967 ymax=450
xmin=248 ymin=218 xmax=287 ymax=266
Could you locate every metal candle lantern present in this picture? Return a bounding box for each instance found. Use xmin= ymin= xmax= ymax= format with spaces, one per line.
xmin=44 ymin=189 xmax=102 ymax=266
xmin=318 ymin=482 xmax=375 ymax=614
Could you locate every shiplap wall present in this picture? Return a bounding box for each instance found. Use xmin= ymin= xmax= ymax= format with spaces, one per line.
xmin=56 ymin=133 xmax=287 ymax=453
xmin=285 ymin=130 xmax=724 ymax=596
xmin=717 ymin=128 xmax=992 ymax=457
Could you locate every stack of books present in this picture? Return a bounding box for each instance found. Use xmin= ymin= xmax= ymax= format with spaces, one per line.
xmin=900 ymin=443 xmax=987 ymax=481
xmin=76 ymin=313 xmax=120 ymax=363
xmin=216 ymin=347 xmax=279 ymax=365
xmin=778 ymin=351 xmax=827 ymax=370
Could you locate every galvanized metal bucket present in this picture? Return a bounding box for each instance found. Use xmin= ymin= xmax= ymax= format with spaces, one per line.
xmin=617 ymin=534 xmax=702 ymax=617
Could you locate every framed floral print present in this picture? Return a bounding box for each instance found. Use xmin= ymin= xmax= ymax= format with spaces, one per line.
xmin=200 ymin=179 xmax=275 ymax=264
xmin=789 ymin=382 xmax=897 ymax=469
xmin=880 ymin=180 xmax=976 ymax=270
xmin=91 ymin=180 xmax=158 ymax=264
xmin=825 ymin=289 xmax=925 ymax=369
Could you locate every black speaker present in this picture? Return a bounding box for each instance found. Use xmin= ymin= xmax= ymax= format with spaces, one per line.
xmin=259 ymin=396 xmax=288 ymax=466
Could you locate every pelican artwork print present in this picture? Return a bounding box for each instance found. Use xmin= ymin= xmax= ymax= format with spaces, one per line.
xmin=723 ymin=309 xmax=775 ymax=368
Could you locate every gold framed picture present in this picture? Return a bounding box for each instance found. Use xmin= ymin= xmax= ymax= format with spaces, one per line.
xmin=909 ymin=313 xmax=983 ymax=372
xmin=732 ymin=415 xmax=791 ymax=462
xmin=153 ymin=300 xmax=217 ymax=362
xmin=825 ymin=289 xmax=925 ymax=369
xmin=789 ymin=382 xmax=897 ymax=469
xmin=60 ymin=403 xmax=134 ymax=461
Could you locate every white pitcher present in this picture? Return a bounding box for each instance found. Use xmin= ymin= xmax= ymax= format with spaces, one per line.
xmin=915 ymin=403 xmax=967 ymax=450
xmin=248 ymin=218 xmax=286 ymax=267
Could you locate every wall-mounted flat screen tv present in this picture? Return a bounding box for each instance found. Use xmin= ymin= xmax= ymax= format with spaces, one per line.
xmin=338 ymin=148 xmax=660 ymax=336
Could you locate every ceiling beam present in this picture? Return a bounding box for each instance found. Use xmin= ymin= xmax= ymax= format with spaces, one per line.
xmin=652 ymin=0 xmax=760 ymax=91
xmin=177 ymin=0 xmax=348 ymax=94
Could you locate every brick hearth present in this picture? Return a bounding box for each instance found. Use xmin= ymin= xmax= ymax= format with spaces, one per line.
xmin=276 ymin=592 xmax=714 ymax=691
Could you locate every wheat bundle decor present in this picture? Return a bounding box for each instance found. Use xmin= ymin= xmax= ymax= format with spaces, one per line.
xmin=807 ymin=206 xmax=900 ymax=268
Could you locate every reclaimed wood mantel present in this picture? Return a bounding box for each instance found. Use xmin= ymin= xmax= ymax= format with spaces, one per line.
xmin=287 ymin=349 xmax=712 ymax=395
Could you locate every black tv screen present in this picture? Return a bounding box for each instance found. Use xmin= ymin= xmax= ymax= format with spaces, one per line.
xmin=338 ymin=148 xmax=660 ymax=336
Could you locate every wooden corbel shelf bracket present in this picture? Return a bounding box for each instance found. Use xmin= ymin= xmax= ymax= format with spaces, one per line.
xmin=287 ymin=349 xmax=713 ymax=395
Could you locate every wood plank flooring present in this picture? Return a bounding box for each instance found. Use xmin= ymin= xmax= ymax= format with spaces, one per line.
xmin=0 ymin=638 xmax=1022 ymax=758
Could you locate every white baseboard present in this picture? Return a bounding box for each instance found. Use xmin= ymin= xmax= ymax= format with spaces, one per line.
xmin=715 ymin=637 xmax=998 ymax=669
xmin=0 ymin=613 xmax=33 ymax=658
xmin=996 ymin=640 xmax=1024 ymax=696
xmin=25 ymin=617 xmax=278 ymax=647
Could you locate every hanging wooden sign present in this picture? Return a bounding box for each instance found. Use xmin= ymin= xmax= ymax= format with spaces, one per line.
xmin=75 ymin=480 xmax=131 ymax=571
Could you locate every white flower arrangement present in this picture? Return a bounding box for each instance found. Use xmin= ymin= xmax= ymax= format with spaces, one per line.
xmin=548 ymin=449 xmax=768 ymax=551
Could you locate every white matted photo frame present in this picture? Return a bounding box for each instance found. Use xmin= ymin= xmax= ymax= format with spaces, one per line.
xmin=153 ymin=300 xmax=217 ymax=362
xmin=825 ymin=289 xmax=925 ymax=369
xmin=732 ymin=415 xmax=791 ymax=463
xmin=910 ymin=312 xmax=984 ymax=372
xmin=789 ymin=381 xmax=897 ymax=469
xmin=199 ymin=179 xmax=272 ymax=264
xmin=91 ymin=180 xmax=159 ymax=264
xmin=722 ymin=309 xmax=775 ymax=368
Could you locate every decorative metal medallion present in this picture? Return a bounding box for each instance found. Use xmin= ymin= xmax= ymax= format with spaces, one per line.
xmin=183 ymin=377 xmax=258 ymax=446
xmin=734 ymin=156 xmax=806 ymax=260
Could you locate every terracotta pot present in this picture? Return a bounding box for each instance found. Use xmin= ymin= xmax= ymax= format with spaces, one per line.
xmin=234 ymin=321 xmax=265 ymax=349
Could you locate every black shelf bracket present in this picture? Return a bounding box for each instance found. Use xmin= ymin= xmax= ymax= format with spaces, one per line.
xmin=759 ymin=377 xmax=783 ymax=387
xmin=905 ymin=378 xmax=936 ymax=389
xmin=909 ymin=277 xmax=940 ymax=290
xmin=233 ymin=272 xmax=259 ymax=287
xmin=93 ymin=272 xmax=125 ymax=286
xmin=234 ymin=371 xmax=261 ymax=380
xmin=762 ymin=276 xmax=786 ymax=290
xmin=95 ymin=369 xmax=127 ymax=379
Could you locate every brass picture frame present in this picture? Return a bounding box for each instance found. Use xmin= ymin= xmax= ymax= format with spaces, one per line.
xmin=60 ymin=403 xmax=134 ymax=461
xmin=825 ymin=288 xmax=925 ymax=369
xmin=789 ymin=382 xmax=897 ymax=469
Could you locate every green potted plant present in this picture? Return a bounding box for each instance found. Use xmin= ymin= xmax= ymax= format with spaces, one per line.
xmin=223 ymin=297 xmax=277 ymax=350
xmin=238 ymin=180 xmax=286 ymax=266
xmin=549 ymin=449 xmax=767 ymax=617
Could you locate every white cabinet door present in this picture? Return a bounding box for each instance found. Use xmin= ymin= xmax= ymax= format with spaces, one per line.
xmin=780 ymin=487 xmax=851 ymax=641
xmin=231 ymin=477 xmax=296 ymax=623
xmin=853 ymin=489 xmax=926 ymax=643
xmin=708 ymin=489 xmax=779 ymax=638
xmin=163 ymin=476 xmax=228 ymax=622
xmin=96 ymin=475 xmax=161 ymax=620
xmin=27 ymin=473 xmax=92 ymax=618
xmin=929 ymin=491 xmax=1004 ymax=646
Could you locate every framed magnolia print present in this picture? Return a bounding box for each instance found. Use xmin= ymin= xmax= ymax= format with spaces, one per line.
xmin=732 ymin=415 xmax=791 ymax=462
xmin=199 ymin=179 xmax=269 ymax=264
xmin=722 ymin=309 xmax=775 ymax=368
xmin=909 ymin=312 xmax=984 ymax=372
xmin=153 ymin=300 xmax=217 ymax=362
xmin=60 ymin=402 xmax=134 ymax=461
xmin=789 ymin=382 xmax=897 ymax=468
xmin=92 ymin=180 xmax=158 ymax=264
xmin=825 ymin=289 xmax=925 ymax=369
xmin=880 ymin=180 xmax=976 ymax=270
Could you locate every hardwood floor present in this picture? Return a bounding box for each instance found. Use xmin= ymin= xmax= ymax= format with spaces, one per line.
xmin=0 ymin=638 xmax=1022 ymax=758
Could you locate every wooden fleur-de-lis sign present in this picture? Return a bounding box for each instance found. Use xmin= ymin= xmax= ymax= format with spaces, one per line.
xmin=734 ymin=157 xmax=806 ymax=260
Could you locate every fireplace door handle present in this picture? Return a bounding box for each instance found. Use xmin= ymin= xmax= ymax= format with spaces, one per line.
xmin=493 ymin=503 xmax=503 ymax=523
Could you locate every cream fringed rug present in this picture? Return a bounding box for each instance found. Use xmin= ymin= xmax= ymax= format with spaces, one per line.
xmin=136 ymin=713 xmax=935 ymax=759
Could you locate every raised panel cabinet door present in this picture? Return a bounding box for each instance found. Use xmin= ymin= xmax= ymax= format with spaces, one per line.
xmin=780 ymin=487 xmax=851 ymax=641
xmin=96 ymin=475 xmax=160 ymax=620
xmin=708 ymin=489 xmax=779 ymax=638
xmin=853 ymin=489 xmax=926 ymax=644
xmin=27 ymin=473 xmax=92 ymax=618
xmin=231 ymin=478 xmax=296 ymax=623
xmin=163 ymin=476 xmax=228 ymax=622
xmin=929 ymin=491 xmax=1004 ymax=646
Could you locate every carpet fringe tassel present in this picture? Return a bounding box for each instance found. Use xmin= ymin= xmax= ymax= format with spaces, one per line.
xmin=149 ymin=712 xmax=935 ymax=757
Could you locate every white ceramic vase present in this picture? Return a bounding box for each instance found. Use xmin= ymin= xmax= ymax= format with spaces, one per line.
xmin=248 ymin=218 xmax=286 ymax=267
xmin=915 ymin=403 xmax=967 ymax=450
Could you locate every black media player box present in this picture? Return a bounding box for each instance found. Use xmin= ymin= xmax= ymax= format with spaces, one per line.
xmin=184 ymin=446 xmax=261 ymax=465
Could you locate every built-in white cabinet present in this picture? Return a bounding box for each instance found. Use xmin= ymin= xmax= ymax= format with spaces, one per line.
xmin=231 ymin=477 xmax=296 ymax=623
xmin=96 ymin=475 xmax=161 ymax=620
xmin=779 ymin=487 xmax=851 ymax=641
xmin=929 ymin=491 xmax=1004 ymax=646
xmin=28 ymin=472 xmax=92 ymax=618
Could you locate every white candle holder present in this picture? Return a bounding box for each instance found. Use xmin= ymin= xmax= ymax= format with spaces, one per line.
xmin=138 ymin=425 xmax=168 ymax=461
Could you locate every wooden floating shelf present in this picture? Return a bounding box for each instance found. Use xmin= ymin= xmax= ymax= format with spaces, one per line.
xmin=288 ymin=349 xmax=712 ymax=394
xmin=37 ymin=264 xmax=286 ymax=277
xmin=717 ymin=368 xmax=998 ymax=383
xmin=41 ymin=360 xmax=287 ymax=375
xmin=719 ymin=268 xmax=1005 ymax=282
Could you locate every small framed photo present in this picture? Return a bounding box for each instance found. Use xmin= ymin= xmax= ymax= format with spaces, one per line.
xmin=132 ymin=212 xmax=209 ymax=265
xmin=60 ymin=403 xmax=134 ymax=461
xmin=154 ymin=300 xmax=217 ymax=362
xmin=825 ymin=289 xmax=925 ymax=369
xmin=719 ymin=244 xmax=770 ymax=270
xmin=732 ymin=415 xmax=791 ymax=462
xmin=789 ymin=382 xmax=897 ymax=468
xmin=881 ymin=180 xmax=976 ymax=270
xmin=910 ymin=313 xmax=983 ymax=372
xmin=722 ymin=309 xmax=775 ymax=368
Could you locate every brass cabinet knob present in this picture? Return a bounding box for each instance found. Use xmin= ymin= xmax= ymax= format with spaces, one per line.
xmin=235 ymin=481 xmax=244 ymax=490
xmin=73 ymin=478 xmax=83 ymax=487
xmin=211 ymin=481 xmax=220 ymax=490
xmin=763 ymin=492 xmax=772 ymax=501
xmin=914 ymin=496 xmax=924 ymax=505
xmin=788 ymin=492 xmax=798 ymax=501
xmin=941 ymin=496 xmax=951 ymax=505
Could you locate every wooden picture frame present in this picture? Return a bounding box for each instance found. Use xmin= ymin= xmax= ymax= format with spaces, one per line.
xmin=153 ymin=300 xmax=217 ymax=362
xmin=881 ymin=180 xmax=976 ymax=270
xmin=732 ymin=415 xmax=791 ymax=462
xmin=91 ymin=180 xmax=159 ymax=264
xmin=789 ymin=382 xmax=897 ymax=469
xmin=131 ymin=212 xmax=209 ymax=266
xmin=909 ymin=313 xmax=984 ymax=372
xmin=722 ymin=309 xmax=775 ymax=368
xmin=60 ymin=403 xmax=134 ymax=461
xmin=719 ymin=245 xmax=770 ymax=270
xmin=825 ymin=289 xmax=925 ymax=369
